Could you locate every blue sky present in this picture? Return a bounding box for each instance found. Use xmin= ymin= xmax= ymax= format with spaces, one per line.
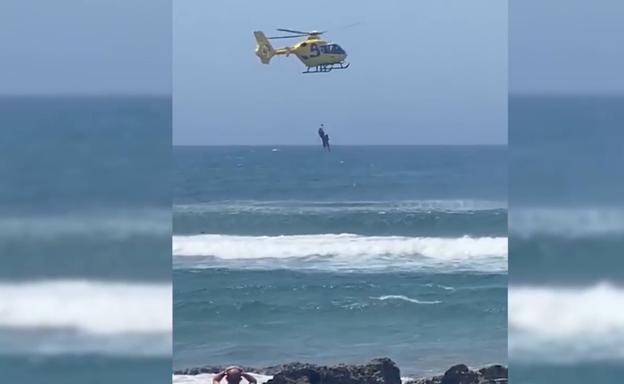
xmin=0 ymin=0 xmax=171 ymax=95
xmin=174 ymin=0 xmax=507 ymax=145
xmin=511 ymin=0 xmax=624 ymax=94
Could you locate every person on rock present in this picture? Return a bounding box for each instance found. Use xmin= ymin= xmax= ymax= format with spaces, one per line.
xmin=213 ymin=366 xmax=258 ymax=384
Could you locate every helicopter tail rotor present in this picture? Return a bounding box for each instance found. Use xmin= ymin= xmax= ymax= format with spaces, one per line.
xmin=253 ymin=31 xmax=276 ymax=64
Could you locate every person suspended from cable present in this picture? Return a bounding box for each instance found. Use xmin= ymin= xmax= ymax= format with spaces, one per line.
xmin=318 ymin=123 xmax=326 ymax=146
xmin=318 ymin=123 xmax=330 ymax=151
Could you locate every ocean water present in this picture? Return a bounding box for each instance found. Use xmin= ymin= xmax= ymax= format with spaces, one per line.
xmin=173 ymin=146 xmax=508 ymax=377
xmin=508 ymin=95 xmax=624 ymax=383
xmin=0 ymin=96 xmax=172 ymax=383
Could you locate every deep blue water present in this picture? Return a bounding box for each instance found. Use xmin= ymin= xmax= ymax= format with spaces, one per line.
xmin=173 ymin=145 xmax=507 ymax=376
xmin=175 ymin=146 xmax=507 ymax=203
xmin=510 ymin=95 xmax=624 ymax=208
xmin=0 ymin=96 xmax=171 ymax=383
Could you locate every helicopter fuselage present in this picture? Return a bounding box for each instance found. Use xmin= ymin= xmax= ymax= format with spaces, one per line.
xmin=278 ymin=36 xmax=347 ymax=67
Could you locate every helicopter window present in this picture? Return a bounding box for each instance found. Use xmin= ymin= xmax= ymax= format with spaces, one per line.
xmin=324 ymin=44 xmax=345 ymax=54
xmin=332 ymin=45 xmax=345 ymax=54
xmin=301 ymin=42 xmax=307 ymax=47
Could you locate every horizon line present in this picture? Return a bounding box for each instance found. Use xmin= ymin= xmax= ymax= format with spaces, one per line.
xmin=173 ymin=143 xmax=507 ymax=147
xmin=0 ymin=93 xmax=171 ymax=98
xmin=509 ymin=91 xmax=624 ymax=97
xmin=4 ymin=92 xmax=622 ymax=98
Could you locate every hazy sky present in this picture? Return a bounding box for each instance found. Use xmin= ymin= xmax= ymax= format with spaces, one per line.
xmin=174 ymin=0 xmax=507 ymax=145
xmin=511 ymin=0 xmax=624 ymax=94
xmin=0 ymin=0 xmax=171 ymax=95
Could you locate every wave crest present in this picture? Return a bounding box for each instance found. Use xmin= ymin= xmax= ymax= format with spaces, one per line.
xmin=172 ymin=234 xmax=507 ymax=272
xmin=0 ymin=280 xmax=171 ymax=334
xmin=173 ymin=234 xmax=507 ymax=259
xmin=0 ymin=280 xmax=172 ymax=356
xmin=509 ymin=283 xmax=624 ymax=363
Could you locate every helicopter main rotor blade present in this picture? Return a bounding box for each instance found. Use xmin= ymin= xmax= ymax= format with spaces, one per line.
xmin=276 ymin=28 xmax=310 ymax=35
xmin=268 ymin=34 xmax=308 ymax=39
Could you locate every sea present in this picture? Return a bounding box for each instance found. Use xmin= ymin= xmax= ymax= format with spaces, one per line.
xmin=0 ymin=96 xmax=172 ymax=383
xmin=172 ymin=145 xmax=508 ymax=379
xmin=508 ymin=95 xmax=624 ymax=383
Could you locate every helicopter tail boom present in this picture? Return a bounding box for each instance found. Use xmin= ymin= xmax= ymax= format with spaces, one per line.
xmin=254 ymin=31 xmax=276 ymax=64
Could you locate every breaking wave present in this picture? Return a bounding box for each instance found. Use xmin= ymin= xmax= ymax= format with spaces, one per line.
xmin=172 ymin=234 xmax=507 ymax=272
xmin=509 ymin=283 xmax=624 ymax=363
xmin=0 ymin=280 xmax=171 ymax=356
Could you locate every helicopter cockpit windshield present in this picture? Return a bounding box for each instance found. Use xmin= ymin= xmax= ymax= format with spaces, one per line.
xmin=322 ymin=44 xmax=346 ymax=55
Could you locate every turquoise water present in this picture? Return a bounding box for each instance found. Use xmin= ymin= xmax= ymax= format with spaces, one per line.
xmin=0 ymin=96 xmax=171 ymax=383
xmin=173 ymin=145 xmax=507 ymax=376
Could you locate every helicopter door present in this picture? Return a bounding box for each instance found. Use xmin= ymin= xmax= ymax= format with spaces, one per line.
xmin=309 ymin=43 xmax=320 ymax=57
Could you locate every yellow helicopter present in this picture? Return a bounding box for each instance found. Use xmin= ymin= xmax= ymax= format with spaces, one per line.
xmin=254 ymin=28 xmax=349 ymax=74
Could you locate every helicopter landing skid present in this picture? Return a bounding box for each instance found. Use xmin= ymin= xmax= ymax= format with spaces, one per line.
xmin=303 ymin=63 xmax=350 ymax=74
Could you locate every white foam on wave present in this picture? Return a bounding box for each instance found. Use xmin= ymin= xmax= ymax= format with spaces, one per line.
xmin=173 ymin=373 xmax=272 ymax=384
xmin=173 ymin=234 xmax=507 ymax=272
xmin=0 ymin=280 xmax=172 ymax=356
xmin=0 ymin=280 xmax=171 ymax=334
xmin=422 ymin=283 xmax=455 ymax=291
xmin=510 ymin=207 xmax=624 ymax=237
xmin=371 ymin=295 xmax=441 ymax=304
xmin=173 ymin=234 xmax=507 ymax=259
xmin=0 ymin=209 xmax=170 ymax=239
xmin=509 ymin=283 xmax=624 ymax=363
xmin=438 ymin=285 xmax=456 ymax=291
xmin=172 ymin=234 xmax=507 ymax=272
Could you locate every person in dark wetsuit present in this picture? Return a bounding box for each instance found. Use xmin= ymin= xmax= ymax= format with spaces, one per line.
xmin=322 ymin=133 xmax=330 ymax=152
xmin=318 ymin=124 xmax=326 ymax=148
xmin=212 ymin=366 xmax=257 ymax=384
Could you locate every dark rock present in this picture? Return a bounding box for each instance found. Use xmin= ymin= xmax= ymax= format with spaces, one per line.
xmin=265 ymin=358 xmax=401 ymax=384
xmin=477 ymin=365 xmax=507 ymax=381
xmin=405 ymin=364 xmax=507 ymax=384
xmin=351 ymin=358 xmax=401 ymax=384
xmin=440 ymin=364 xmax=478 ymax=384
xmin=171 ymin=360 xmax=506 ymax=384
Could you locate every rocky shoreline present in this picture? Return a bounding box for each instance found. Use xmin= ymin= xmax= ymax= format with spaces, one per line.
xmin=173 ymin=358 xmax=508 ymax=384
